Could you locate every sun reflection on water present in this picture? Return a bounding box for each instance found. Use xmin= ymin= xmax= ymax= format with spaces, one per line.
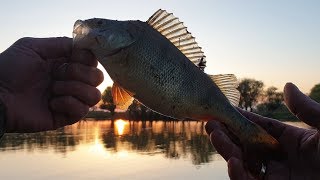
xmin=88 ymin=126 xmax=109 ymax=157
xmin=114 ymin=119 xmax=128 ymax=136
xmin=87 ymin=120 xmax=131 ymax=158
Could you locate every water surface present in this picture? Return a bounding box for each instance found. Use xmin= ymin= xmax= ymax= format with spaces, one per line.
xmin=0 ymin=120 xmax=308 ymax=180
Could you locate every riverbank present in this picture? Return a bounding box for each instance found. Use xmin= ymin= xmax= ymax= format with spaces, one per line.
xmin=85 ymin=111 xmax=174 ymax=120
xmin=254 ymin=104 xmax=299 ymax=121
xmin=85 ymin=111 xmax=121 ymax=119
xmin=85 ymin=110 xmax=298 ymax=122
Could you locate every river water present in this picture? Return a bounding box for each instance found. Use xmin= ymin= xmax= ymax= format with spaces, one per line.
xmin=0 ymin=119 xmax=308 ymax=180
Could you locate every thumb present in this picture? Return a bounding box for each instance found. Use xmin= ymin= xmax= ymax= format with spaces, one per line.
xmin=228 ymin=157 xmax=254 ymax=180
xmin=284 ymin=82 xmax=320 ymax=129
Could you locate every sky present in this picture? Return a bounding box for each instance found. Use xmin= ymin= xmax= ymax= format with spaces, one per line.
xmin=1 ymin=0 xmax=319 ymax=93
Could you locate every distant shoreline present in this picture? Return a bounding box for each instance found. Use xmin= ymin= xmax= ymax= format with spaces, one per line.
xmin=85 ymin=110 xmax=299 ymax=122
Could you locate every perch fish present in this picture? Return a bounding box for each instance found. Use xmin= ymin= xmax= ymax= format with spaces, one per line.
xmin=73 ymin=9 xmax=280 ymax=160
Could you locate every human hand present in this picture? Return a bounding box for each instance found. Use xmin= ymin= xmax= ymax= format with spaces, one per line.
xmin=205 ymin=83 xmax=320 ymax=180
xmin=0 ymin=37 xmax=103 ymax=133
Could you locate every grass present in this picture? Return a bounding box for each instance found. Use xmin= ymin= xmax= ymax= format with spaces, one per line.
xmin=255 ymin=104 xmax=299 ymax=121
xmin=271 ymin=105 xmax=299 ymax=121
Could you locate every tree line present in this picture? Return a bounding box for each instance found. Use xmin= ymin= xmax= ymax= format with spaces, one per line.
xmin=238 ymin=79 xmax=320 ymax=120
xmin=99 ymin=80 xmax=320 ymax=121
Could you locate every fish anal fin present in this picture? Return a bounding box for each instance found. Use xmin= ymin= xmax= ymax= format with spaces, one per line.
xmin=208 ymin=74 xmax=240 ymax=106
xmin=147 ymin=9 xmax=206 ymax=70
xmin=111 ymin=83 xmax=135 ymax=111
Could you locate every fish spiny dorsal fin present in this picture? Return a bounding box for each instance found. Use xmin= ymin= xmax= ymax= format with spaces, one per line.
xmin=147 ymin=9 xmax=206 ymax=70
xmin=208 ymin=74 xmax=240 ymax=106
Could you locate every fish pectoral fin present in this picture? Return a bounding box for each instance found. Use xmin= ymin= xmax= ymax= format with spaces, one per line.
xmin=111 ymin=83 xmax=135 ymax=111
xmin=208 ymin=74 xmax=240 ymax=107
xmin=147 ymin=9 xmax=206 ymax=70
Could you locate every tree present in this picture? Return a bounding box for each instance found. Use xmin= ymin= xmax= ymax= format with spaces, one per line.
xmin=256 ymin=87 xmax=287 ymax=119
xmin=128 ymin=100 xmax=141 ymax=113
xmin=237 ymin=79 xmax=264 ymax=111
xmin=100 ymin=86 xmax=116 ymax=115
xmin=128 ymin=100 xmax=149 ymax=119
xmin=262 ymin=86 xmax=284 ymax=112
xmin=310 ymin=84 xmax=320 ymax=103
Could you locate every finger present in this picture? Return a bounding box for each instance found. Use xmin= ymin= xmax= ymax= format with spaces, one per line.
xmin=71 ymin=49 xmax=98 ymax=67
xmin=228 ymin=157 xmax=253 ymax=180
xmin=54 ymin=63 xmax=104 ymax=86
xmin=16 ymin=37 xmax=72 ymax=59
xmin=284 ymin=82 xmax=320 ymax=129
xmin=206 ymin=121 xmax=242 ymax=161
xmin=50 ymin=96 xmax=89 ymax=121
xmin=237 ymin=108 xmax=289 ymax=140
xmin=238 ymin=107 xmax=310 ymax=161
xmin=52 ymin=113 xmax=81 ymax=129
xmin=264 ymin=160 xmax=290 ymax=180
xmin=52 ymin=81 xmax=101 ymax=106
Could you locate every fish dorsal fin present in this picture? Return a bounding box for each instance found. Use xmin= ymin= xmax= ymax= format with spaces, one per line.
xmin=147 ymin=9 xmax=206 ymax=70
xmin=111 ymin=83 xmax=134 ymax=110
xmin=208 ymin=74 xmax=240 ymax=106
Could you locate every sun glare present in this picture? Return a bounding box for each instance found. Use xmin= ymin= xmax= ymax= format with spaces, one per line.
xmin=115 ymin=119 xmax=128 ymax=136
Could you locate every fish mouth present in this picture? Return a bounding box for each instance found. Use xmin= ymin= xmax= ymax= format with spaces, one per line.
xmin=73 ymin=20 xmax=90 ymax=39
xmin=73 ymin=20 xmax=95 ymax=49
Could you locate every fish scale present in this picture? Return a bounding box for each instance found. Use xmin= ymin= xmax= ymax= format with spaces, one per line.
xmin=73 ymin=9 xmax=282 ymax=174
xmin=126 ymin=28 xmax=190 ymax=116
